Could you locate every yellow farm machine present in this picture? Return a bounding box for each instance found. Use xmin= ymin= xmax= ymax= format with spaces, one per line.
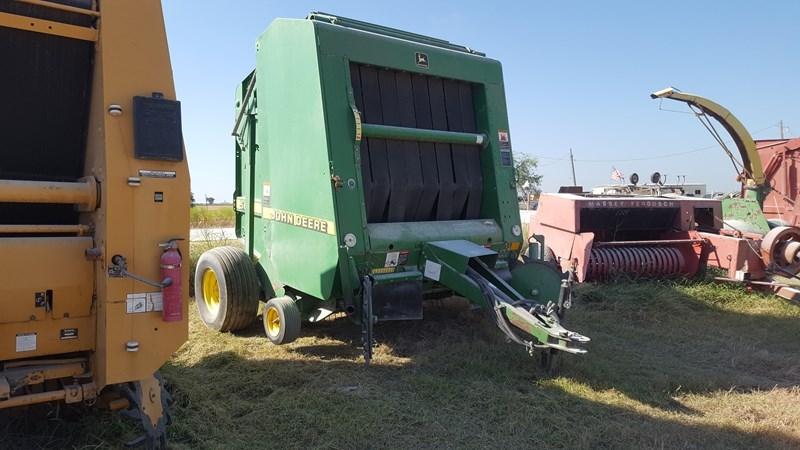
xmin=0 ymin=0 xmax=189 ymax=447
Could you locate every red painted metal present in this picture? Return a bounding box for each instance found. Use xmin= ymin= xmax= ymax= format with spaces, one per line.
xmin=531 ymin=193 xmax=720 ymax=281
xmin=698 ymin=231 xmax=766 ymax=280
xmin=757 ymin=138 xmax=800 ymax=225
xmin=587 ymin=246 xmax=685 ymax=280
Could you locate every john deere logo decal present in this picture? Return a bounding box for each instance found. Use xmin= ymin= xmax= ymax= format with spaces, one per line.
xmin=415 ymin=52 xmax=429 ymax=68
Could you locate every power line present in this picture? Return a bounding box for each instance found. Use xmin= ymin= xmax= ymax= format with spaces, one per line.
xmin=533 ymin=123 xmax=780 ymax=164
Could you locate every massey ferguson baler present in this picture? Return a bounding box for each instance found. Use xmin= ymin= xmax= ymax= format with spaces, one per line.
xmin=195 ymin=12 xmax=588 ymax=367
xmin=0 ymin=1 xmax=189 ymax=447
xmin=531 ymin=193 xmax=721 ymax=281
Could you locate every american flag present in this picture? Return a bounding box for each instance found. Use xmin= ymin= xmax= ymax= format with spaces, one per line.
xmin=611 ymin=167 xmax=624 ymax=181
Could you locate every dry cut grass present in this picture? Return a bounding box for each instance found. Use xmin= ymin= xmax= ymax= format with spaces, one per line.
xmin=190 ymin=205 xmax=235 ymax=229
xmin=2 ymin=273 xmax=799 ymax=449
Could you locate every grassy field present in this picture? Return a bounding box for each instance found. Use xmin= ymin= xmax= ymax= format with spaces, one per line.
xmin=190 ymin=204 xmax=235 ymax=229
xmin=2 ymin=269 xmax=799 ymax=449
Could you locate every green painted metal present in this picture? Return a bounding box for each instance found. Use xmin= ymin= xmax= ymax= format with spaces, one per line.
xmin=305 ymin=11 xmax=484 ymax=56
xmin=651 ymin=87 xmax=766 ymax=186
xmin=367 ymin=220 xmax=502 ymax=251
xmin=510 ymin=261 xmax=562 ymax=304
xmin=722 ymin=194 xmax=771 ymax=235
xmin=651 ymin=87 xmax=777 ymax=236
xmin=228 ymin=12 xmax=585 ymax=357
xmin=423 ymin=240 xmax=498 ymax=274
xmin=361 ymin=123 xmax=487 ymax=147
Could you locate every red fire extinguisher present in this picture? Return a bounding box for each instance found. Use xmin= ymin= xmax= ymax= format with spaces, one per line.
xmin=160 ymin=239 xmax=183 ymax=322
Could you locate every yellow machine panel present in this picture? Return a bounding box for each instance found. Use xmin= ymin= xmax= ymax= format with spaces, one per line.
xmin=0 ymin=237 xmax=94 ymax=360
xmin=0 ymin=0 xmax=189 ymax=446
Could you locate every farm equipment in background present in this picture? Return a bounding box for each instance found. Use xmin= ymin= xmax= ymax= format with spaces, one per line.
xmin=530 ymin=193 xmax=720 ymax=282
xmin=0 ymin=1 xmax=190 ymax=447
xmin=651 ymin=88 xmax=800 ymax=300
xmin=194 ymin=12 xmax=589 ymax=370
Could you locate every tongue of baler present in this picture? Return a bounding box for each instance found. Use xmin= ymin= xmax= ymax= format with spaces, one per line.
xmin=420 ymin=240 xmax=590 ymax=356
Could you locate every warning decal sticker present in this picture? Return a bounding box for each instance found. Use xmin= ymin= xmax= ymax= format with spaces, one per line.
xmin=498 ymin=129 xmax=513 ymax=166
xmin=126 ymin=292 xmax=164 ymax=314
xmin=16 ymin=333 xmax=36 ymax=352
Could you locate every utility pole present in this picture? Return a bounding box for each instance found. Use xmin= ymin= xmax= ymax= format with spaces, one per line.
xmin=569 ymin=148 xmax=577 ymax=186
xmin=779 ymin=120 xmax=786 ymax=139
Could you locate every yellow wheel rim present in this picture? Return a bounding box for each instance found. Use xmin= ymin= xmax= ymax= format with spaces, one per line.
xmin=201 ymin=269 xmax=221 ymax=314
xmin=266 ymin=306 xmax=281 ymax=337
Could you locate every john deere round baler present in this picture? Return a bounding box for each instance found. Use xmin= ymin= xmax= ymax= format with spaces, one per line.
xmin=195 ymin=12 xmax=589 ymax=365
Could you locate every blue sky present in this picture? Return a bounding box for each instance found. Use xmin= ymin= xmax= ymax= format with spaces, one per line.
xmin=163 ymin=1 xmax=799 ymax=201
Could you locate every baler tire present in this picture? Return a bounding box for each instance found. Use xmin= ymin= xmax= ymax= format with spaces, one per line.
xmin=263 ymin=296 xmax=301 ymax=345
xmin=194 ymin=246 xmax=260 ymax=332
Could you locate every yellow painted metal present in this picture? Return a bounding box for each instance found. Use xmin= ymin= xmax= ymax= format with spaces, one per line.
xmin=0 ymin=387 xmax=67 ymax=408
xmin=201 ymin=269 xmax=221 ymax=314
xmin=651 ymin=87 xmax=765 ymax=185
xmin=2 ymin=361 xmax=87 ymax=388
xmin=0 ymin=177 xmax=98 ymax=210
xmin=84 ymin=0 xmax=190 ymax=388
xmin=137 ymin=375 xmax=165 ymax=428
xmin=0 ymin=0 xmax=189 ymax=412
xmin=266 ymin=306 xmax=281 ymax=337
xmin=0 ymin=238 xmax=94 ymax=361
xmin=0 ymin=224 xmax=90 ymax=235
xmin=0 ymin=381 xmax=95 ymax=409
xmin=0 ymin=11 xmax=97 ymax=42
xmin=16 ymin=0 xmax=100 ymax=17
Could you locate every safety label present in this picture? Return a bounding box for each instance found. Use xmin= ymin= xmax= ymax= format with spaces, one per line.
xmin=60 ymin=328 xmax=79 ymax=340
xmin=15 ymin=333 xmax=37 ymax=352
xmin=262 ymin=182 xmax=271 ymax=208
xmin=138 ymin=169 xmax=176 ymax=178
xmin=424 ymin=261 xmax=442 ymax=281
xmin=398 ymin=250 xmax=409 ymax=266
xmin=384 ymin=251 xmax=400 ymax=267
xmin=498 ymin=130 xmax=512 ymax=166
xmin=126 ymin=292 xmax=164 ymax=314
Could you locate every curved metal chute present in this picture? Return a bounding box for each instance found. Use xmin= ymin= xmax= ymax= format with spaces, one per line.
xmin=651 ymin=87 xmax=765 ymax=186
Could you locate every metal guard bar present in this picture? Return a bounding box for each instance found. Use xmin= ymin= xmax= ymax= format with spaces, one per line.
xmin=0 ymin=177 xmax=98 ymax=211
xmin=594 ymin=238 xmax=704 ymax=247
xmin=360 ymin=123 xmax=487 ymax=147
xmin=307 ymin=11 xmax=484 ymax=56
xmin=651 ymin=87 xmax=765 ymax=185
xmin=16 ymin=0 xmax=99 ymax=17
xmin=0 ymin=224 xmax=90 ymax=235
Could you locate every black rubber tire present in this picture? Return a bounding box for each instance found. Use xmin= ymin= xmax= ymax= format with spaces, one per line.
xmin=263 ymin=296 xmax=301 ymax=345
xmin=194 ymin=246 xmax=260 ymax=332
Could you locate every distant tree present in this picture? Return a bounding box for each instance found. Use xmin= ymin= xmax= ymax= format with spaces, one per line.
xmin=514 ymin=154 xmax=542 ymax=201
xmin=205 ymin=195 xmax=215 ymax=206
xmin=190 ymin=192 xmax=196 ymax=207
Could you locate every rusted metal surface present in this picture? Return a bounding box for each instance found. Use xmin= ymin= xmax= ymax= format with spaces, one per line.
xmin=761 ymin=226 xmax=800 ymax=274
xmin=587 ymin=246 xmax=686 ymax=280
xmin=757 ymin=138 xmax=800 ymax=225
xmin=700 ymin=231 xmax=766 ymax=280
xmin=0 ymin=224 xmax=90 ymax=235
xmin=0 ymin=177 xmax=97 ymax=210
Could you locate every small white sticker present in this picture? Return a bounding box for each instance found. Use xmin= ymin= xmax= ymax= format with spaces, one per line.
xmin=126 ymin=292 xmax=164 ymax=314
xmin=384 ymin=251 xmax=400 ymax=268
xmin=424 ymin=261 xmax=442 ymax=281
xmin=16 ymin=333 xmax=37 ymax=352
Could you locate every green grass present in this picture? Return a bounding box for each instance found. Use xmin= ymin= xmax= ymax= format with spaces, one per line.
xmin=190 ymin=204 xmax=235 ymax=229
xmin=3 ymin=264 xmax=800 ymax=449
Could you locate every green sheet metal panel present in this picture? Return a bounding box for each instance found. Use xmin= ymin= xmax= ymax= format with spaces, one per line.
xmin=313 ymin=20 xmax=522 ymax=265
xmin=237 ymin=16 xmax=523 ymax=302
xmin=252 ymin=19 xmax=339 ymax=300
